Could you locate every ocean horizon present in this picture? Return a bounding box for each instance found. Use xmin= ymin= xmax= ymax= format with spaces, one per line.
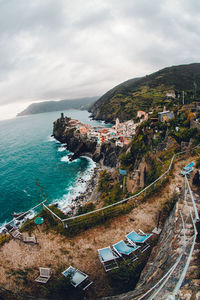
xmin=0 ymin=110 xmax=109 ymax=227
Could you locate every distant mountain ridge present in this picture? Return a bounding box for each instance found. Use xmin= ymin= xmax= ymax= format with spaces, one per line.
xmin=90 ymin=63 xmax=200 ymax=122
xmin=17 ymin=96 xmax=98 ymax=116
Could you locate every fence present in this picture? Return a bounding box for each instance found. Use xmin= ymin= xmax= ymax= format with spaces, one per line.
xmin=0 ymin=143 xmax=199 ymax=233
xmin=59 ymin=142 xmax=199 ymax=228
xmin=0 ymin=200 xmax=47 ymax=233
xmin=136 ymin=175 xmax=199 ymax=300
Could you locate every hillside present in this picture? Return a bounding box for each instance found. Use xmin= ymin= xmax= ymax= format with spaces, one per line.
xmin=17 ymin=96 xmax=98 ymax=116
xmin=90 ymin=63 xmax=200 ymax=122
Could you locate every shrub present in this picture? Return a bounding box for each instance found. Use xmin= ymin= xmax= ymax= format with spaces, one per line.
xmin=47 ymin=276 xmax=84 ymax=300
xmin=77 ymin=202 xmax=95 ymax=215
xmin=108 ymin=251 xmax=151 ymax=293
xmin=48 ymin=205 xmax=67 ymax=219
xmin=0 ymin=234 xmax=11 ymax=246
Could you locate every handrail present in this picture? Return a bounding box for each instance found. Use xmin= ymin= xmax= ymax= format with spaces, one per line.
xmin=185 ymin=176 xmax=199 ymax=221
xmin=43 ymin=204 xmax=62 ymax=222
xmin=0 ymin=200 xmax=47 ymax=232
xmin=171 ymin=212 xmax=197 ymax=298
xmin=1 ymin=142 xmax=199 ymax=229
xmin=62 ymin=143 xmax=199 ymax=223
xmin=137 ymin=175 xmax=199 ymax=300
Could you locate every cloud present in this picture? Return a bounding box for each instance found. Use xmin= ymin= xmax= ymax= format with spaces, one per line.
xmin=0 ymin=0 xmax=199 ymax=113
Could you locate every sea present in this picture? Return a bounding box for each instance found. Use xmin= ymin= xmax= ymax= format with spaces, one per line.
xmin=0 ymin=110 xmax=110 ymax=227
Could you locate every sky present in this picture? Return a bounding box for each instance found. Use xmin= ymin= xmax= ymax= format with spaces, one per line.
xmin=0 ymin=0 xmax=200 ymax=120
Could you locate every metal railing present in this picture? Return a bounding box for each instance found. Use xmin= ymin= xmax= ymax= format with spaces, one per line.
xmin=60 ymin=143 xmax=199 ymax=226
xmin=1 ymin=143 xmax=199 ymax=232
xmin=136 ymin=175 xmax=199 ymax=300
xmin=0 ymin=200 xmax=47 ymax=233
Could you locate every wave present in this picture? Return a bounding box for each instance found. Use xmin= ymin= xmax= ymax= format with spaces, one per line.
xmin=58 ymin=146 xmax=66 ymax=152
xmin=23 ymin=189 xmax=31 ymax=197
xmin=61 ymin=155 xmax=70 ymax=162
xmin=0 ymin=209 xmax=35 ymax=233
xmin=56 ymin=157 xmax=96 ymax=212
xmin=47 ymin=135 xmax=58 ymax=142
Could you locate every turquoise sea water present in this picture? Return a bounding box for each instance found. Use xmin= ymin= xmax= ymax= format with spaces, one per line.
xmin=0 ymin=110 xmax=107 ymax=226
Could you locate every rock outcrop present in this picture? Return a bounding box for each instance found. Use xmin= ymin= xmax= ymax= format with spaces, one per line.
xmin=53 ymin=116 xmax=124 ymax=167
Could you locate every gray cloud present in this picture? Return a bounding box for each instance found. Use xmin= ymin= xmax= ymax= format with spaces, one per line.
xmin=0 ymin=0 xmax=199 ymax=111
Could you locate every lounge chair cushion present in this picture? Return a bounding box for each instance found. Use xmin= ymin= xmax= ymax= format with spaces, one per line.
xmin=98 ymin=247 xmax=119 ymax=262
xmin=126 ymin=230 xmax=152 ymax=243
xmin=113 ymin=240 xmax=139 ymax=255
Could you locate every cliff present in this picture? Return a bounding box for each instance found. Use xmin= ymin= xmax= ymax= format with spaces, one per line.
xmin=53 ymin=116 xmax=124 ymax=167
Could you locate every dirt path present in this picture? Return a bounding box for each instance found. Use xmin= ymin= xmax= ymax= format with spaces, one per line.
xmin=0 ymin=155 xmax=198 ymax=297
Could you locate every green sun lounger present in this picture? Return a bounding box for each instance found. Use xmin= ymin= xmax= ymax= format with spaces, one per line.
xmin=183 ymin=162 xmax=194 ymax=170
xmin=98 ymin=246 xmax=120 ymax=272
xmin=126 ymin=229 xmax=152 ymax=252
xmin=113 ymin=240 xmax=140 ymax=262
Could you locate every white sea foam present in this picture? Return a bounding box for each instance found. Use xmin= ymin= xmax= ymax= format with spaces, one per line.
xmin=61 ymin=155 xmax=70 ymax=162
xmin=58 ymin=146 xmax=66 ymax=152
xmin=0 ymin=220 xmax=9 ymax=233
xmin=47 ymin=135 xmax=57 ymax=142
xmin=23 ymin=189 xmax=31 ymax=197
xmin=0 ymin=209 xmax=36 ymax=233
xmin=56 ymin=157 xmax=96 ymax=212
xmin=26 ymin=210 xmax=35 ymax=221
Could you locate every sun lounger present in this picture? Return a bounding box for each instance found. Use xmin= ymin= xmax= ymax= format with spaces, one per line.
xmin=23 ymin=236 xmax=37 ymax=244
xmin=62 ymin=266 xmax=93 ymax=290
xmin=35 ymin=268 xmax=51 ymax=283
xmin=181 ymin=167 xmax=194 ymax=176
xmin=113 ymin=240 xmax=140 ymax=262
xmin=98 ymin=246 xmax=120 ymax=272
xmin=9 ymin=229 xmax=22 ymax=240
xmin=183 ymin=162 xmax=194 ymax=170
xmin=126 ymin=229 xmax=152 ymax=252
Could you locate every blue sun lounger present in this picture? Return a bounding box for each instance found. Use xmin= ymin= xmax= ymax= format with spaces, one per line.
xmin=126 ymin=229 xmax=152 ymax=252
xmin=62 ymin=266 xmax=93 ymax=290
xmin=181 ymin=167 xmax=194 ymax=176
xmin=98 ymin=246 xmax=120 ymax=272
xmin=183 ymin=162 xmax=194 ymax=170
xmin=113 ymin=240 xmax=140 ymax=262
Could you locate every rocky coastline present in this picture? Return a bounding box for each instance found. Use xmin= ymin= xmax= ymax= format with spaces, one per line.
xmin=53 ymin=114 xmax=124 ymax=168
xmin=65 ymin=165 xmax=101 ymax=216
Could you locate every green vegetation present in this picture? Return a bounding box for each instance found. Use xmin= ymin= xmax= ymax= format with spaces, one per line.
xmin=90 ymin=63 xmax=200 ymax=122
xmin=108 ymin=250 xmax=152 ymax=293
xmin=160 ymin=192 xmax=179 ymax=224
xmin=98 ymin=170 xmax=124 ymax=206
xmin=62 ymin=201 xmax=133 ymax=237
xmin=48 ymin=205 xmax=67 ymax=219
xmin=77 ymin=202 xmax=95 ymax=215
xmin=0 ymin=234 xmax=11 ymax=246
xmin=120 ymin=131 xmax=150 ymax=170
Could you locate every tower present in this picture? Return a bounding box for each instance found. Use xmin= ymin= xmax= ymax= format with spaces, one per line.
xmin=115 ymin=118 xmax=120 ymax=130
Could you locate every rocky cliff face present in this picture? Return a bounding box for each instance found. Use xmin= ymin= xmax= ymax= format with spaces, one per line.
xmin=53 ymin=116 xmax=124 ymax=167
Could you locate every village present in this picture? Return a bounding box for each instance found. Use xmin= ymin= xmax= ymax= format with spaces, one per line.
xmin=62 ymin=107 xmax=176 ymax=148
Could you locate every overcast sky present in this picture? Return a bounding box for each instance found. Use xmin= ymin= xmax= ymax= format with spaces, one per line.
xmin=0 ymin=0 xmax=200 ymax=119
